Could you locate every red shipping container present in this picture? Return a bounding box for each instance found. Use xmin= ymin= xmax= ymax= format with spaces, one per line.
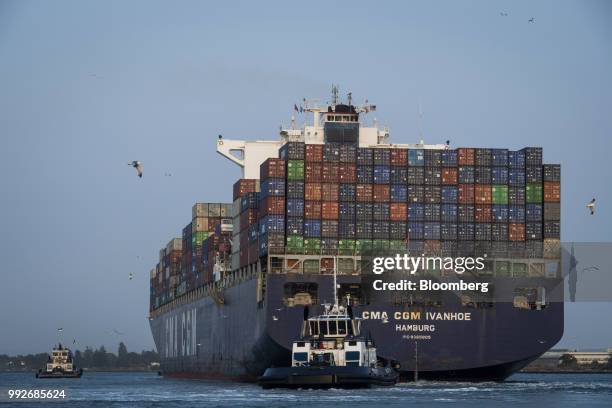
xmin=322 ymin=163 xmax=339 ymax=182
xmin=321 ymin=183 xmax=339 ymax=201
xmin=260 ymin=196 xmax=285 ymax=216
xmin=305 ymin=144 xmax=323 ymax=162
xmin=390 ymin=148 xmax=408 ymax=166
xmin=458 ymin=148 xmax=475 ymax=165
xmin=233 ymin=179 xmax=258 ymax=201
xmin=474 ymin=205 xmax=492 ymax=223
xmin=544 ymin=181 xmax=560 ymax=202
xmin=509 ymin=223 xmax=525 ymax=241
xmin=260 ymin=158 xmax=286 ymax=179
xmin=240 ymin=209 xmax=258 ymax=231
xmin=441 ymin=168 xmax=458 ymax=185
xmin=322 ymin=202 xmax=339 ymax=220
xmin=458 ymin=184 xmax=475 ymax=203
xmin=304 ymin=201 xmax=322 ymax=219
xmin=338 ymin=164 xmax=356 ymax=183
xmin=305 ymin=163 xmax=322 ymax=182
xmin=390 ymin=203 xmax=407 ymax=221
xmin=356 ymin=184 xmax=373 ymax=202
xmin=474 ymin=184 xmax=492 ymax=204
xmin=372 ymin=185 xmax=390 ymax=202
xmin=305 ymin=182 xmax=322 ymax=201
xmin=248 ymin=243 xmax=259 ymax=263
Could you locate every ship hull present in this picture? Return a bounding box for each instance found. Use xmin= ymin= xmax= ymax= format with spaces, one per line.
xmin=150 ymin=273 xmax=563 ymax=382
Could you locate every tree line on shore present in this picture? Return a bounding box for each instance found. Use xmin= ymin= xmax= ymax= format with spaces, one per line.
xmin=0 ymin=343 xmax=159 ymax=371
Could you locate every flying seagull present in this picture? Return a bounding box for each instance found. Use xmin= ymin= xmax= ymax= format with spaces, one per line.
xmin=164 ymin=172 xmax=172 ymax=177
xmin=272 ymin=316 xmax=279 ymax=321
xmin=528 ymin=17 xmax=535 ymax=23
xmin=500 ymin=12 xmax=508 ymax=17
xmin=582 ymin=266 xmax=600 ymax=272
xmin=57 ymin=328 xmax=63 ymax=332
xmin=112 ymin=329 xmax=124 ymax=336
xmin=586 ymin=198 xmax=596 ymax=215
xmin=129 ymin=272 xmax=134 ymax=280
xmin=128 ymin=161 xmax=143 ymax=178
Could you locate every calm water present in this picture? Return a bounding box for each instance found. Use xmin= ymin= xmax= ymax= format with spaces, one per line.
xmin=1 ymin=372 xmax=611 ymax=407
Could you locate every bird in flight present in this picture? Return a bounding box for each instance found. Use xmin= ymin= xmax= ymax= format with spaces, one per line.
xmin=164 ymin=172 xmax=172 ymax=177
xmin=582 ymin=266 xmax=600 ymax=272
xmin=129 ymin=272 xmax=134 ymax=280
xmin=272 ymin=316 xmax=279 ymax=321
xmin=111 ymin=329 xmax=124 ymax=336
xmin=128 ymin=161 xmax=143 ymax=178
xmin=586 ymin=198 xmax=596 ymax=215
xmin=500 ymin=12 xmax=508 ymax=17
xmin=528 ymin=17 xmax=535 ymax=23
xmin=57 ymin=328 xmax=63 ymax=332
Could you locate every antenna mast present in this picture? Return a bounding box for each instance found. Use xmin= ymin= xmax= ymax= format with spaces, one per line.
xmin=331 ymin=85 xmax=339 ymax=106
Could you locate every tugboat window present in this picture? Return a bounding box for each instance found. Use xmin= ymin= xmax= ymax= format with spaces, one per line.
xmin=329 ymin=320 xmax=337 ymax=335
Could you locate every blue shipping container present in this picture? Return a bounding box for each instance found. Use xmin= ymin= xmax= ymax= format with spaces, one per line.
xmin=508 ymin=150 xmax=526 ymax=168
xmin=373 ymin=165 xmax=391 ymax=184
xmin=508 ymin=168 xmax=525 ymax=187
xmin=407 ymin=222 xmax=424 ymax=239
xmin=526 ymin=204 xmax=543 ymax=222
xmin=286 ymin=198 xmax=304 ymax=217
xmin=492 ymin=205 xmax=509 ymax=223
xmin=304 ymin=220 xmax=321 ymax=237
xmin=491 ymin=149 xmax=508 ymax=166
xmin=491 ymin=167 xmax=508 ymax=184
xmin=260 ymin=178 xmax=285 ymax=198
xmin=339 ymin=203 xmax=355 ymax=219
xmin=286 ymin=217 xmax=303 ymax=235
xmin=508 ymin=205 xmax=525 ymax=222
xmin=424 ymin=223 xmax=441 ymax=240
xmin=458 ymin=166 xmax=475 ymax=183
xmin=259 ymin=215 xmax=285 ymax=235
xmin=357 ymin=166 xmax=373 ymax=183
xmin=441 ymin=150 xmax=458 ymax=166
xmin=390 ymin=184 xmax=407 ymax=202
xmin=408 ymin=203 xmax=425 ymax=221
xmin=441 ymin=204 xmax=458 ymax=222
xmin=441 ymin=186 xmax=458 ymax=203
xmin=408 ymin=149 xmax=425 ymax=166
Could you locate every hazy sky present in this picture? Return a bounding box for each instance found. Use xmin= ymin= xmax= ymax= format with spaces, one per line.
xmin=0 ymin=0 xmax=611 ymax=355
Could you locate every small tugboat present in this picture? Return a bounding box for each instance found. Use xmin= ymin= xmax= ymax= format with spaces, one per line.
xmin=258 ymin=259 xmax=399 ymax=389
xmin=36 ymin=344 xmax=83 ymax=378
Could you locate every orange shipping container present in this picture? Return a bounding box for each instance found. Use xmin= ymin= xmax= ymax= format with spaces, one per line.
xmin=458 ymin=184 xmax=475 ymax=203
xmin=544 ymin=181 xmax=560 ymax=202
xmin=458 ymin=148 xmax=475 ymax=165
xmin=474 ymin=205 xmax=492 ymax=223
xmin=322 ymin=202 xmax=339 ymax=220
xmin=260 ymin=158 xmax=286 ymax=179
xmin=474 ymin=185 xmax=492 ymax=204
xmin=356 ymin=184 xmax=373 ymax=202
xmin=509 ymin=223 xmax=525 ymax=241
xmin=372 ymin=185 xmax=390 ymax=202
xmin=321 ymin=183 xmax=339 ymax=201
xmin=442 ymin=168 xmax=458 ymax=185
xmin=305 ymin=183 xmax=322 ymax=201
xmin=390 ymin=203 xmax=407 ymax=221
xmin=304 ymin=201 xmax=322 ymax=219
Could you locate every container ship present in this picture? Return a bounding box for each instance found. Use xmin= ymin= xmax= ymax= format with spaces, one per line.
xmin=149 ymin=88 xmax=563 ymax=381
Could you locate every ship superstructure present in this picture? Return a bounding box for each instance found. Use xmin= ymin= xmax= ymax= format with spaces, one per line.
xmin=149 ymin=87 xmax=563 ymax=381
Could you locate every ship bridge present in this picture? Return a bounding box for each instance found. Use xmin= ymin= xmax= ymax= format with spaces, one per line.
xmin=216 ymin=87 xmax=446 ymax=178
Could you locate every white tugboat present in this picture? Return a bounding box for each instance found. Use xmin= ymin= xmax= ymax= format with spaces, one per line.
xmin=36 ymin=344 xmax=83 ymax=378
xmin=258 ymin=259 xmax=398 ymax=388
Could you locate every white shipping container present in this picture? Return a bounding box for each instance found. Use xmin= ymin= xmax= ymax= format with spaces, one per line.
xmin=192 ymin=217 xmax=209 ymax=233
xmin=166 ymin=238 xmax=182 ymax=253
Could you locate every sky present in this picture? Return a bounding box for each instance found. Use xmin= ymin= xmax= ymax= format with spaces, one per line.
xmin=0 ymin=0 xmax=611 ymax=355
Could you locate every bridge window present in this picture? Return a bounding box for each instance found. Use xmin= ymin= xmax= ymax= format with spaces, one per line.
xmin=293 ymin=352 xmax=308 ymax=362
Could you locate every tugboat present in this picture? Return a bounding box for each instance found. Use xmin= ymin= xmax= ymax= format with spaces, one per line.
xmin=36 ymin=344 xmax=83 ymax=378
xmin=258 ymin=259 xmax=399 ymax=388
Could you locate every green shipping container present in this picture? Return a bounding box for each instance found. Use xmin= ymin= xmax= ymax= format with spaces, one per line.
xmin=287 ymin=160 xmax=305 ymax=181
xmin=355 ymin=239 xmax=373 ymax=254
xmin=338 ymin=258 xmax=354 ymax=273
xmin=286 ymin=235 xmax=304 ymax=249
xmin=512 ymin=262 xmax=528 ymax=277
xmin=339 ymin=239 xmax=356 ymax=255
xmin=389 ymin=240 xmax=406 ymax=252
xmin=192 ymin=231 xmax=210 ymax=247
xmin=303 ymin=259 xmax=319 ymax=274
xmin=303 ymin=238 xmax=321 ymax=253
xmin=526 ymin=183 xmax=543 ymax=203
xmin=372 ymin=239 xmax=390 ymax=251
xmin=495 ymin=261 xmax=511 ymax=277
xmin=491 ymin=185 xmax=508 ymax=204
